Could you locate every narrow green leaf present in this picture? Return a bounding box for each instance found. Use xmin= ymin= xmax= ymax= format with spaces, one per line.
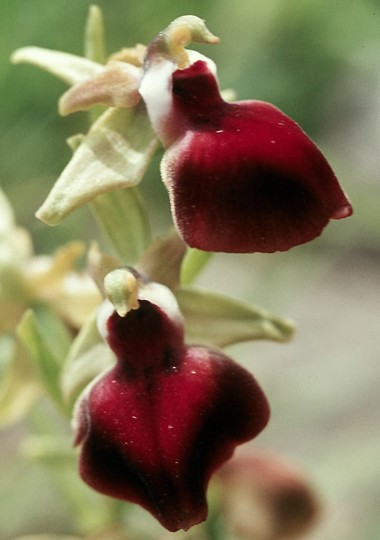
xmin=11 ymin=46 xmax=102 ymax=85
xmin=91 ymin=187 xmax=151 ymax=264
xmin=32 ymin=303 xmax=73 ymax=356
xmin=0 ymin=335 xmax=40 ymax=426
xmin=16 ymin=308 xmax=72 ymax=412
xmin=180 ymin=248 xmax=213 ymax=285
xmin=36 ymin=103 xmax=158 ymax=226
xmin=176 ymin=286 xmax=295 ymax=348
xmin=84 ymin=5 xmax=106 ymax=64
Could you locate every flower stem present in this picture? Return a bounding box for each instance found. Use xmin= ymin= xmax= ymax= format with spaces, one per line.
xmin=180 ymin=248 xmax=214 ymax=285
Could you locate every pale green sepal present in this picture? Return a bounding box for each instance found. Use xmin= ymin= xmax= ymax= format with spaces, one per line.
xmin=176 ymin=286 xmax=295 ymax=348
xmin=36 ymin=103 xmax=158 ymax=226
xmin=180 ymin=248 xmax=213 ymax=285
xmin=91 ymin=187 xmax=151 ymax=264
xmin=84 ymin=5 xmax=106 ymax=64
xmin=11 ymin=47 xmax=103 ymax=85
xmin=61 ymin=311 xmax=114 ymax=410
xmin=0 ymin=334 xmax=40 ymax=427
xmin=137 ymin=229 xmax=187 ymax=290
xmin=16 ymin=307 xmax=72 ymax=413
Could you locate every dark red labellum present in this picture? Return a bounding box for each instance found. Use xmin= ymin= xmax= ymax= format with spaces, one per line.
xmin=74 ymin=299 xmax=269 ymax=531
xmin=160 ymin=61 xmax=352 ymax=253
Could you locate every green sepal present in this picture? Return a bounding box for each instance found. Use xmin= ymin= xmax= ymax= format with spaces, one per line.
xmin=36 ymin=103 xmax=158 ymax=226
xmin=0 ymin=334 xmax=40 ymax=427
xmin=176 ymin=286 xmax=295 ymax=348
xmin=61 ymin=311 xmax=114 ymax=411
xmin=11 ymin=46 xmax=103 ymax=85
xmin=84 ymin=5 xmax=106 ymax=65
xmin=91 ymin=187 xmax=151 ymax=264
xmin=16 ymin=305 xmax=72 ymax=414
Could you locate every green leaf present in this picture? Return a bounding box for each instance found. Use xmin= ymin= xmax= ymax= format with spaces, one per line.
xmin=11 ymin=46 xmax=103 ymax=85
xmin=33 ymin=303 xmax=73 ymax=356
xmin=16 ymin=307 xmax=72 ymax=413
xmin=61 ymin=311 xmax=114 ymax=410
xmin=91 ymin=187 xmax=151 ymax=264
xmin=176 ymin=286 xmax=295 ymax=348
xmin=0 ymin=334 xmax=40 ymax=426
xmin=84 ymin=5 xmax=106 ymax=64
xmin=36 ymin=103 xmax=158 ymax=226
xmin=180 ymin=247 xmax=213 ymax=285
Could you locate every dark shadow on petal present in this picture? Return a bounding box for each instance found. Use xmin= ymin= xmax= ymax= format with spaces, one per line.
xmin=173 ymin=161 xmax=330 ymax=253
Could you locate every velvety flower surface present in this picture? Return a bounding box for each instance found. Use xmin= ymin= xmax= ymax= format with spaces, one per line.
xmin=74 ymin=283 xmax=269 ymax=532
xmin=218 ymin=453 xmax=320 ymax=539
xmin=140 ymin=56 xmax=352 ymax=253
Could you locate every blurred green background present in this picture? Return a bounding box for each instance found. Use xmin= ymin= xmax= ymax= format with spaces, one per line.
xmin=1 ymin=0 xmax=380 ymax=539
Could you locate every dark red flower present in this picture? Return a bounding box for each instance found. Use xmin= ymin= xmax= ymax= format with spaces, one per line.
xmin=140 ymin=57 xmax=352 ymax=253
xmin=73 ymin=282 xmax=269 ymax=532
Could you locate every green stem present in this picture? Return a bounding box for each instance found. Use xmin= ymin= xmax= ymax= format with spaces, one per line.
xmin=90 ymin=188 xmax=152 ymax=265
xmin=180 ymin=248 xmax=214 ymax=285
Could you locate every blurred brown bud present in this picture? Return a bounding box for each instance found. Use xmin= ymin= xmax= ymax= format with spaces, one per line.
xmin=216 ymin=451 xmax=320 ymax=540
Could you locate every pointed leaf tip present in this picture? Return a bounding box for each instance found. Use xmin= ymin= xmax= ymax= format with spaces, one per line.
xmin=177 ymin=287 xmax=295 ymax=348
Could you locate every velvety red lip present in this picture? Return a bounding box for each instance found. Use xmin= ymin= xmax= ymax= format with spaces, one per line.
xmin=147 ymin=60 xmax=352 ymax=253
xmin=74 ymin=299 xmax=269 ymax=532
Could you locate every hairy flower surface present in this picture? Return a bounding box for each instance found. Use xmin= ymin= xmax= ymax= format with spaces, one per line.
xmin=73 ymin=277 xmax=269 ymax=532
xmin=140 ymin=20 xmax=352 ymax=253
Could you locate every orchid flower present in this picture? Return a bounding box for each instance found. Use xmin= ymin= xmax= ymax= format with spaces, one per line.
xmin=73 ymin=269 xmax=270 ymax=531
xmin=139 ymin=16 xmax=352 ymax=253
